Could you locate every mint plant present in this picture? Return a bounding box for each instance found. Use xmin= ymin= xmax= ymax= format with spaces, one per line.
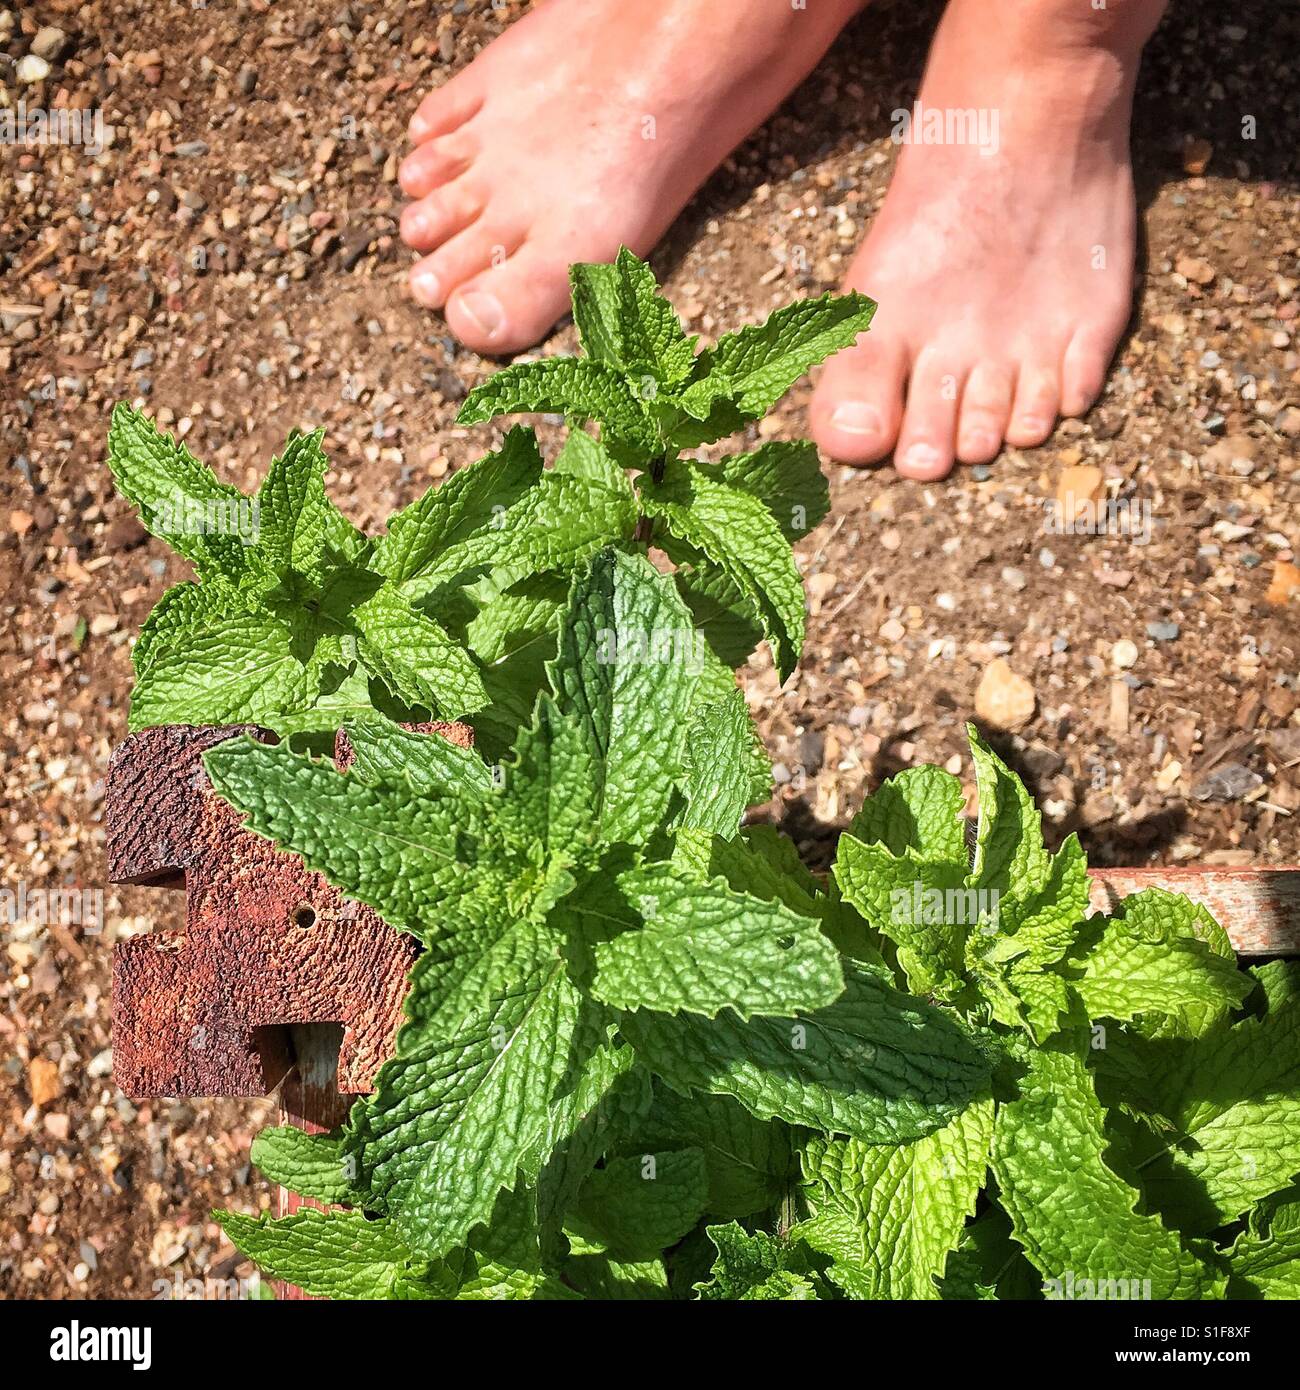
xmin=205 ymin=558 xmax=1300 ymax=1300
xmin=110 ymin=250 xmax=1300 ymax=1300
xmin=106 ymin=409 xmax=632 ymax=743
xmin=459 ymin=247 xmax=874 ymax=683
xmin=109 ymin=250 xmax=872 ymax=757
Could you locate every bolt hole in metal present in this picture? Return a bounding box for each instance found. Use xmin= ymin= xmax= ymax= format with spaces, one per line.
xmin=292 ymin=903 xmax=318 ymax=930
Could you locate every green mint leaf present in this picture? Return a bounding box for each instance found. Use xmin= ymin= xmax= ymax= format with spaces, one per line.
xmin=569 ymin=249 xmax=698 ymax=386
xmin=846 ymin=764 xmax=969 ymax=865
xmin=215 ymin=1208 xmax=449 ymax=1300
xmin=679 ymin=689 xmax=768 ymax=837
xmin=991 ymin=1042 xmax=1223 ymax=1299
xmin=565 ymin=1251 xmax=671 ymax=1300
xmin=993 ymin=833 xmax=1090 ymax=967
xmin=713 ymin=440 xmax=830 ymax=541
xmin=568 ymin=1148 xmax=709 ymax=1260
xmin=620 ymin=961 xmax=991 ymax=1143
xmin=342 ymin=716 xmax=493 ymax=801
xmin=834 ymin=836 xmax=969 ymax=998
xmin=486 ymin=468 xmax=639 ymax=591
xmin=1070 ymin=888 xmax=1253 ymax=1030
xmin=1121 ymin=962 xmax=1300 ymax=1232
xmin=203 ymin=736 xmax=478 ymax=941
xmin=551 ymin=428 xmax=629 ymax=488
xmin=673 ymin=560 xmax=766 ymax=670
xmin=351 ymin=581 xmax=488 ymax=717
xmin=256 ymin=428 xmax=364 ymax=584
xmin=939 ymin=1204 xmax=1044 ymax=1302
xmin=371 ymin=426 xmax=544 ymax=589
xmin=457 ymin=358 xmax=659 ymax=453
xmin=1226 ymin=1188 xmax=1300 ymax=1298
xmin=567 ymin=260 xmax=624 ymax=368
xmin=593 ymin=864 xmax=844 ymax=1019
xmin=636 ymin=1086 xmax=796 ymax=1220
xmin=108 ymin=401 xmax=263 ymax=586
xmin=694 ymin=1222 xmax=825 ymax=1301
xmin=520 ymin=548 xmax=700 ymax=848
xmin=524 ymin=1037 xmax=650 ymax=1269
xmin=967 ymin=725 xmax=1049 ymax=898
xmin=351 ymin=962 xmax=585 ymax=1259
xmin=689 ymin=290 xmax=876 ymax=419
xmin=250 ymin=1126 xmax=362 ymax=1204
xmin=639 ymin=459 xmax=805 ymax=681
xmin=129 ymin=585 xmax=323 ymax=732
xmin=797 ymin=1098 xmax=994 ymax=1299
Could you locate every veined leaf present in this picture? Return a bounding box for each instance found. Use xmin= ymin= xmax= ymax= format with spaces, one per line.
xmin=1122 ymin=963 xmax=1300 ymax=1232
xmin=202 ymin=736 xmax=480 ymax=940
xmin=371 ymin=426 xmax=543 ymax=587
xmin=797 ymin=1098 xmax=994 ymax=1299
xmin=689 ymin=290 xmax=876 ymax=418
xmin=351 ymin=582 xmax=487 ymax=717
xmin=341 ymin=716 xmax=494 ymax=801
xmin=594 ymin=864 xmax=844 ymax=1019
xmin=108 ymin=401 xmax=264 ymax=587
xmin=129 ymin=585 xmax=323 ymax=731
xmin=216 ymin=1208 xmax=450 ymax=1300
xmin=846 ymin=764 xmax=968 ymax=866
xmin=569 ymin=1149 xmax=709 ymax=1260
xmin=991 ymin=1042 xmax=1222 ymax=1299
xmin=457 ymin=358 xmax=659 ymax=453
xmin=351 ymin=963 xmax=585 ymax=1259
xmin=251 ymin=1127 xmax=361 ymax=1205
xmin=620 ymin=962 xmax=990 ymax=1144
xmin=694 ymin=1222 xmax=825 ymax=1301
xmin=713 ymin=440 xmax=829 ymax=541
xmin=639 ymin=459 xmax=805 ymax=681
xmin=1069 ymin=888 xmax=1252 ymax=1030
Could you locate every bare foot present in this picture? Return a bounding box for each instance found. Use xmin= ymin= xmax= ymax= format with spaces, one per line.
xmin=399 ymin=0 xmax=863 ymax=354
xmin=811 ymin=0 xmax=1168 ymax=479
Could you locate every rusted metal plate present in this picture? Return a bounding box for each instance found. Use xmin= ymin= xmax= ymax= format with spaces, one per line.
xmin=1090 ymin=866 xmax=1300 ymax=956
xmin=107 ymin=722 xmax=469 ymax=1101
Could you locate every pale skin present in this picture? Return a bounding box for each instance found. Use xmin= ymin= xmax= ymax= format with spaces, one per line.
xmin=398 ymin=0 xmax=1169 ymax=480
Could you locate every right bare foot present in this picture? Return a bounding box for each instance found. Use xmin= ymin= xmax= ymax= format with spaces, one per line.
xmin=399 ymin=0 xmax=863 ymax=355
xmin=810 ymin=0 xmax=1167 ymax=478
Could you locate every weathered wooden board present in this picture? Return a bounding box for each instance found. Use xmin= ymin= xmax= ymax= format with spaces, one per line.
xmin=106 ymin=722 xmax=468 ymax=1099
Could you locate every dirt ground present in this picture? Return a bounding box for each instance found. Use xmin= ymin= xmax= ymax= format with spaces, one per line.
xmin=1 ymin=0 xmax=1297 ymax=1300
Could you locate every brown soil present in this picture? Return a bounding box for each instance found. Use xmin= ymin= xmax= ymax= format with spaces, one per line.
xmin=1 ymin=0 xmax=1297 ymax=1299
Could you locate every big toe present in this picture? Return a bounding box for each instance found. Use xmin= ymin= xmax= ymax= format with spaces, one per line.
xmin=810 ymin=336 xmax=907 ymax=466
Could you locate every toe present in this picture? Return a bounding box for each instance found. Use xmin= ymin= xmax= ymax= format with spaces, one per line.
xmin=445 ymin=244 xmax=573 ymax=355
xmin=893 ymin=348 xmax=965 ymax=480
xmin=399 ymin=178 xmax=485 ymax=254
xmin=408 ymin=83 xmax=484 ymax=144
xmin=409 ymin=222 xmax=521 ymax=311
xmin=809 ymin=336 xmax=908 ymax=466
xmin=956 ymin=361 xmax=1015 ymax=465
xmin=398 ymin=133 xmax=476 ymax=199
xmin=1005 ymin=364 xmax=1061 ymax=449
xmin=1061 ymin=327 xmax=1113 ymax=418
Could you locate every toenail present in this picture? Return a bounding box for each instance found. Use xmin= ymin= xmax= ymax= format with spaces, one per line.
xmin=1016 ymin=415 xmax=1048 ymax=436
xmin=457 ymin=290 xmax=504 ymax=339
xmin=829 ymin=401 xmax=883 ymax=437
xmin=410 ymin=264 xmax=442 ymax=305
xmin=901 ymin=443 xmax=943 ymax=472
xmin=962 ymin=429 xmax=998 ymax=455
